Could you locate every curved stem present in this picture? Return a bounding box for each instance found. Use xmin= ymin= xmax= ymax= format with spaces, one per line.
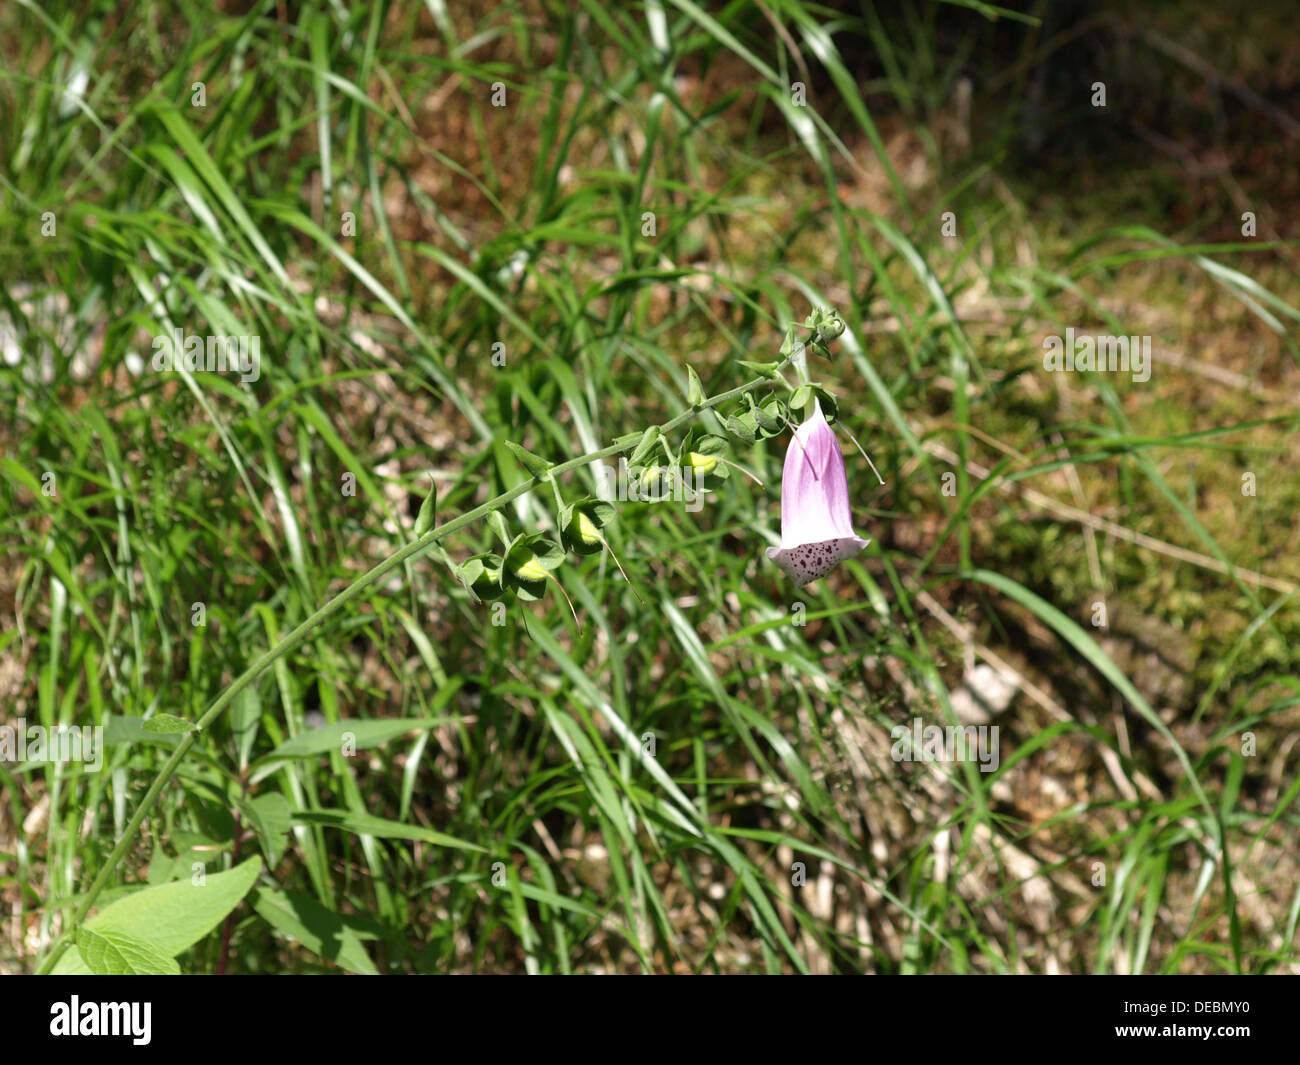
xmin=36 ymin=353 xmax=796 ymax=974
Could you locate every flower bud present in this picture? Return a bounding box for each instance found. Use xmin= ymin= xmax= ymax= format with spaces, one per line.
xmin=575 ymin=510 xmax=602 ymax=545
xmin=639 ymin=465 xmax=665 ymax=493
xmin=560 ymin=498 xmax=617 ymax=558
xmin=686 ymin=451 xmax=717 ymax=476
xmin=503 ymin=534 xmax=564 ymax=600
xmin=806 ymin=305 xmax=846 ymax=342
xmin=684 ymin=435 xmax=730 ymax=482
xmin=413 ymin=476 xmax=437 ymax=537
xmin=513 ymin=554 xmax=548 ymax=583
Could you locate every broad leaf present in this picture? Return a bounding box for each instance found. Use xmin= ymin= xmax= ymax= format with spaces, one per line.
xmin=76 ymin=927 xmax=180 ymax=976
xmin=53 ymin=857 xmax=262 ymax=974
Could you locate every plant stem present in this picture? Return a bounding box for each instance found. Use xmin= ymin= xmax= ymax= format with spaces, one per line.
xmin=35 ymin=353 xmax=795 ymax=975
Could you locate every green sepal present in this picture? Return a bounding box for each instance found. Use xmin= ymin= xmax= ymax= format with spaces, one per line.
xmin=725 ymin=409 xmax=759 ymax=443
xmin=810 ymin=385 xmax=838 ymax=423
xmin=458 ymin=554 xmax=508 ymax=602
xmin=753 ymin=397 xmax=783 ymax=433
xmin=690 ymin=433 xmax=728 ymax=456
xmin=790 ymin=384 xmax=813 ymax=412
xmin=633 ymin=465 xmax=667 ymax=495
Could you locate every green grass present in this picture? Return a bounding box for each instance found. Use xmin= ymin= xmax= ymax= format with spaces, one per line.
xmin=2 ymin=0 xmax=1298 ymax=974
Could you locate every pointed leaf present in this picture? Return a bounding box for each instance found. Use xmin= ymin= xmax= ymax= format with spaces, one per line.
xmin=250 ymin=888 xmax=378 ymax=975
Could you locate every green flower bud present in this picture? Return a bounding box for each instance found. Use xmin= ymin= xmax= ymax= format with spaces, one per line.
xmin=514 ymin=554 xmax=548 ymax=583
xmin=560 ymin=498 xmax=617 ymax=558
xmin=558 ymin=499 xmax=640 ymax=603
xmin=413 ymin=476 xmax=437 ymax=538
xmin=501 ymin=534 xmax=580 ymax=625
xmin=805 ymin=305 xmax=846 ymax=342
xmin=503 ymin=534 xmax=565 ymax=601
xmin=687 ymin=451 xmax=717 ymax=476
xmin=639 ymin=465 xmax=664 ymax=492
xmin=576 ymin=510 xmax=602 ymax=545
xmin=683 ymin=434 xmax=730 ymax=483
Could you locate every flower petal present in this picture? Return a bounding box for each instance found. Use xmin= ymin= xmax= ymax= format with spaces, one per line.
xmin=778 ymin=403 xmax=862 ymax=546
xmin=766 ymin=535 xmax=869 ymax=586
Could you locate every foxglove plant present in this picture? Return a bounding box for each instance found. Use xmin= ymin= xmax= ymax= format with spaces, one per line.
xmin=36 ymin=305 xmax=864 ymax=974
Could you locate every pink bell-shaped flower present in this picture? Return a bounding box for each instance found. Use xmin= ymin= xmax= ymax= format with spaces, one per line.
xmin=766 ymin=401 xmax=869 ymax=585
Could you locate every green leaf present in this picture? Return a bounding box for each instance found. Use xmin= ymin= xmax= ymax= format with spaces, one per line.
xmin=413 ymin=475 xmax=437 ymax=537
xmin=293 ymin=809 xmax=486 ymax=852
xmin=250 ymin=888 xmax=378 ymax=975
xmin=241 ymin=793 xmax=293 ymax=866
xmin=145 ymin=835 xmax=228 ymax=886
xmin=230 ymin=688 xmax=262 ymax=770
xmin=76 ymin=927 xmax=180 ymax=976
xmin=53 ymin=857 xmax=262 ymax=974
xmin=142 ymin=714 xmax=198 ymax=735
